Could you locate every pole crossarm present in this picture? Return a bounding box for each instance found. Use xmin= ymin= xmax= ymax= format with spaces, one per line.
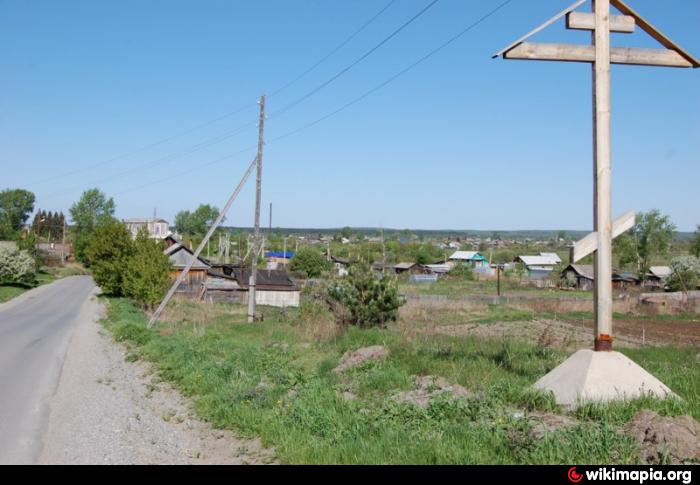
xmin=148 ymin=156 xmax=258 ymax=328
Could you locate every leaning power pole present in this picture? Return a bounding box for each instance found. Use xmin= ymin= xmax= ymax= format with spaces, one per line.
xmin=248 ymin=95 xmax=266 ymax=323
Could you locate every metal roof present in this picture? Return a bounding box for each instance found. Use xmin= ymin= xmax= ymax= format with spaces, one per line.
xmin=265 ymin=251 xmax=295 ymax=259
xmin=649 ymin=266 xmax=672 ymax=278
xmin=449 ymin=251 xmax=486 ymax=261
xmin=539 ymin=252 xmax=563 ymax=264
xmin=518 ymin=255 xmax=561 ymax=267
xmin=565 ymin=264 xmax=594 ymax=280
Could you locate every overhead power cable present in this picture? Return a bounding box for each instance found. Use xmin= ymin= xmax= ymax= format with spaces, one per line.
xmin=269 ymin=0 xmax=514 ymax=144
xmin=30 ymin=1 xmax=397 ymax=186
xmin=268 ymin=0 xmax=441 ymax=119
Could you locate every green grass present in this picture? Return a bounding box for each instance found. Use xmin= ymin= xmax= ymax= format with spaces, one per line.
xmin=100 ymin=297 xmax=699 ymax=464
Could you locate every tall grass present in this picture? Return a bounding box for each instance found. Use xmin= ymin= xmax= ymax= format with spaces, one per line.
xmin=100 ymin=297 xmax=699 ymax=464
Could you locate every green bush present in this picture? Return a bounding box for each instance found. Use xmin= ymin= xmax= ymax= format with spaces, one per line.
xmin=327 ymin=263 xmax=404 ymax=328
xmin=85 ymin=220 xmax=134 ymax=296
xmin=290 ymin=247 xmax=330 ymax=278
xmin=123 ymin=231 xmax=172 ymax=309
xmin=449 ymin=262 xmax=474 ymax=280
xmin=0 ymin=246 xmax=36 ymax=285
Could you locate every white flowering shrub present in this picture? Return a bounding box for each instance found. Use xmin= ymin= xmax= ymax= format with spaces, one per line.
xmin=0 ymin=246 xmax=36 ymax=285
xmin=666 ymin=256 xmax=700 ymax=292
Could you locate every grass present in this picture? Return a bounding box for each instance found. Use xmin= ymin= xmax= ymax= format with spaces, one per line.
xmin=100 ymin=297 xmax=699 ymax=464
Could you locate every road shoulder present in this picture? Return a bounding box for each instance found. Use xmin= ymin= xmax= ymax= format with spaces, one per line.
xmin=38 ymin=295 xmax=273 ymax=465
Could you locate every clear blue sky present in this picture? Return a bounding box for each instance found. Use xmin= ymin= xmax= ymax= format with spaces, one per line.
xmin=1 ymin=0 xmax=698 ymax=231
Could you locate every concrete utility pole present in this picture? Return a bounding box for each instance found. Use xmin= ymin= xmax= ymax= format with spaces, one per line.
xmin=493 ymin=0 xmax=698 ymax=406
xmin=248 ymin=95 xmax=266 ymax=323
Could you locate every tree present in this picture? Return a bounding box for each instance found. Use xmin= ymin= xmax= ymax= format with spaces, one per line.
xmin=174 ymin=204 xmax=220 ymax=236
xmin=0 ymin=189 xmax=35 ymax=239
xmin=450 ymin=262 xmax=474 ymax=280
xmin=123 ymin=230 xmax=171 ymax=309
xmin=340 ymin=226 xmax=352 ymax=239
xmin=666 ymin=256 xmax=700 ymax=293
xmin=691 ymin=225 xmax=700 ymax=259
xmin=635 ymin=210 xmax=676 ymax=278
xmin=85 ymin=220 xmax=134 ymax=295
xmin=70 ymin=188 xmax=116 ymax=262
xmin=327 ymin=263 xmax=404 ymax=328
xmin=613 ymin=233 xmax=638 ymax=269
xmin=289 ymin=247 xmax=330 ymax=278
xmin=0 ymin=246 xmax=36 ymax=285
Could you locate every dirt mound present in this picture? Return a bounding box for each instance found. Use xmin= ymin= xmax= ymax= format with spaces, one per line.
xmin=333 ymin=346 xmax=389 ymax=373
xmin=622 ymin=410 xmax=700 ymax=464
xmin=528 ymin=411 xmax=579 ymax=439
xmin=393 ymin=375 xmax=473 ymax=408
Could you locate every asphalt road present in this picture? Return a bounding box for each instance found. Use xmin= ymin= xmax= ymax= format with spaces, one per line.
xmin=0 ymin=276 xmax=96 ymax=465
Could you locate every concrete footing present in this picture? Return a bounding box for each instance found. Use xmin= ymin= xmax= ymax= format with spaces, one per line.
xmin=533 ymin=350 xmax=677 ymax=408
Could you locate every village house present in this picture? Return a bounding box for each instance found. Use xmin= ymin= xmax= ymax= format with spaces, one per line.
xmin=203 ymin=265 xmax=300 ymax=307
xmin=163 ymin=235 xmax=210 ymax=296
xmin=515 ymin=254 xmax=561 ymax=279
xmin=124 ymin=218 xmax=171 ymax=240
xmin=448 ymin=251 xmax=490 ymax=269
xmin=645 ymin=266 xmax=672 ymax=289
xmin=561 ymin=264 xmax=641 ymax=291
xmin=265 ymin=251 xmax=294 ymax=269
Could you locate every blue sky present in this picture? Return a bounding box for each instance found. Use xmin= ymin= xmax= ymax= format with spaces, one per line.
xmin=1 ymin=0 xmax=698 ymax=231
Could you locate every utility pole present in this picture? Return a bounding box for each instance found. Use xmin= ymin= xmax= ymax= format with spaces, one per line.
xmin=248 ymin=95 xmax=266 ymax=324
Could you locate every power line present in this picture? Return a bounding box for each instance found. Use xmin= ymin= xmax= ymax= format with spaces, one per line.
xmin=268 ymin=0 xmax=441 ymax=119
xmin=269 ymin=0 xmax=396 ymax=98
xmin=54 ymin=0 xmax=512 ymax=199
xmin=30 ymin=2 xmax=397 ymax=187
xmin=269 ymin=0 xmax=514 ymax=144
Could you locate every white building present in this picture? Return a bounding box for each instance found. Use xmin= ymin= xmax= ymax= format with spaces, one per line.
xmin=124 ymin=218 xmax=171 ymax=240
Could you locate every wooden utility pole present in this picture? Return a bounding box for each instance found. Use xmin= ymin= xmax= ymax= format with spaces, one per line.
xmin=248 ymin=95 xmax=266 ymax=324
xmin=494 ymin=0 xmax=699 ymax=352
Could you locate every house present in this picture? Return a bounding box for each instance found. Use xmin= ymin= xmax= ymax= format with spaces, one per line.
xmin=562 ymin=264 xmax=641 ymax=291
xmin=393 ymin=262 xmax=418 ymax=274
xmin=265 ymin=251 xmax=294 ymax=269
xmin=562 ymin=264 xmax=594 ymax=291
xmin=516 ymin=254 xmax=561 ymax=279
xmin=448 ymin=251 xmax=489 ymax=268
xmin=164 ymin=235 xmax=211 ymax=296
xmin=331 ymin=255 xmax=350 ymax=276
xmin=645 ymin=266 xmax=672 ymax=289
xmin=422 ymin=264 xmax=451 ymax=275
xmin=125 ymin=218 xmax=171 ymax=240
xmin=204 ymin=265 xmax=300 ymax=307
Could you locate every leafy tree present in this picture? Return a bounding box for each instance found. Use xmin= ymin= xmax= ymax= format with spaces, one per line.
xmin=613 ymin=233 xmax=638 ymax=270
xmin=340 ymin=226 xmax=352 ymax=239
xmin=0 ymin=189 xmax=35 ymax=239
xmin=69 ymin=188 xmax=116 ymax=262
xmin=450 ymin=262 xmax=474 ymax=280
xmin=289 ymin=247 xmax=330 ymax=278
xmin=123 ymin=230 xmax=171 ymax=309
xmin=174 ymin=204 xmax=220 ymax=236
xmin=327 ymin=263 xmax=404 ymax=328
xmin=85 ymin=220 xmax=133 ymax=295
xmin=691 ymin=225 xmax=700 ymax=259
xmin=0 ymin=246 xmax=36 ymax=285
xmin=666 ymin=256 xmax=700 ymax=292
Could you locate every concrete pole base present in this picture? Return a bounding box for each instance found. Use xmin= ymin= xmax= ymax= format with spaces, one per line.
xmin=533 ymin=350 xmax=678 ymax=408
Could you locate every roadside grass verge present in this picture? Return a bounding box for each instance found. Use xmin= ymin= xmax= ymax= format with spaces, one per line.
xmin=0 ymin=264 xmax=89 ymax=304
xmin=100 ymin=297 xmax=699 ymax=464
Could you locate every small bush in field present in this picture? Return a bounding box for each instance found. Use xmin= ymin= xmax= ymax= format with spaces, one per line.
xmin=123 ymin=230 xmax=172 ymax=310
xmin=0 ymin=246 xmax=36 ymax=285
xmin=327 ymin=263 xmax=404 ymax=328
xmin=449 ymin=262 xmax=474 ymax=280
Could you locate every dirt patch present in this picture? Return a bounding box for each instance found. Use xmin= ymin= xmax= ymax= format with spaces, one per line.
xmin=392 ymin=375 xmax=473 ymax=408
xmin=333 ymin=346 xmax=389 ymax=373
xmin=528 ymin=411 xmax=579 ymax=440
xmin=622 ymin=410 xmax=700 ymax=465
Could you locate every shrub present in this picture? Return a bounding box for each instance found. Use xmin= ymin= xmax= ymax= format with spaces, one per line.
xmin=0 ymin=246 xmax=36 ymax=285
xmin=666 ymin=255 xmax=700 ymax=292
xmin=449 ymin=262 xmax=474 ymax=280
xmin=85 ymin=220 xmax=134 ymax=295
xmin=123 ymin=231 xmax=172 ymax=309
xmin=327 ymin=263 xmax=404 ymax=328
xmin=290 ymin=247 xmax=330 ymax=278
